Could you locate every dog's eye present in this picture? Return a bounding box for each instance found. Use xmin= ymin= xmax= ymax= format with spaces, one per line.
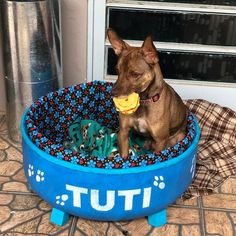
xmin=130 ymin=71 xmax=141 ymax=78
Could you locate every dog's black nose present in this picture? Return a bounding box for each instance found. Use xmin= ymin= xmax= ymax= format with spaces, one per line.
xmin=111 ymin=88 xmax=118 ymax=97
xmin=111 ymin=85 xmax=120 ymax=97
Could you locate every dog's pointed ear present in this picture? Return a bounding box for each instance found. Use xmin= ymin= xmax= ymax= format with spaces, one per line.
xmin=142 ymin=36 xmax=158 ymax=65
xmin=107 ymin=28 xmax=130 ymax=55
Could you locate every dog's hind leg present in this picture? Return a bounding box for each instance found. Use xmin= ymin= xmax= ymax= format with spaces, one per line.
xmin=168 ymin=130 xmax=186 ymax=147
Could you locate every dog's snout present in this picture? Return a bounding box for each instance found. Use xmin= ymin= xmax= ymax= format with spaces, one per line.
xmin=112 ymin=83 xmax=132 ymax=97
xmin=112 ymin=76 xmax=133 ymax=97
xmin=111 ymin=82 xmax=121 ymax=97
xmin=111 ymin=87 xmax=119 ymax=97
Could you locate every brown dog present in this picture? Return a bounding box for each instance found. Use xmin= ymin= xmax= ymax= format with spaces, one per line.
xmin=107 ymin=29 xmax=187 ymax=157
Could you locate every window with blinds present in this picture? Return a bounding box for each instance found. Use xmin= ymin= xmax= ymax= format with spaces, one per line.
xmin=105 ymin=0 xmax=236 ymax=83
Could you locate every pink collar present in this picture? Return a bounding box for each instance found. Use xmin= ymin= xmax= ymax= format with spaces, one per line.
xmin=140 ymin=86 xmax=163 ymax=104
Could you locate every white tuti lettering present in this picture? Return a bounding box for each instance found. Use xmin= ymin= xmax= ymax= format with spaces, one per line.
xmin=91 ymin=190 xmax=115 ymax=211
xmin=118 ymin=189 xmax=141 ymax=211
xmin=143 ymin=187 xmax=152 ymax=208
xmin=66 ymin=184 xmax=88 ymax=208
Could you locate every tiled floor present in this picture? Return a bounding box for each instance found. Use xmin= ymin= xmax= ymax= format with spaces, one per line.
xmin=0 ymin=113 xmax=235 ymax=236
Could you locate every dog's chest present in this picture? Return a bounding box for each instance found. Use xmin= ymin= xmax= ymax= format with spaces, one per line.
xmin=134 ymin=118 xmax=149 ymax=134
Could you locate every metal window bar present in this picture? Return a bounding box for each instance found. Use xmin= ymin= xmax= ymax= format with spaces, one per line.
xmin=105 ymin=40 xmax=236 ymax=55
xmin=106 ymin=0 xmax=236 ymax=15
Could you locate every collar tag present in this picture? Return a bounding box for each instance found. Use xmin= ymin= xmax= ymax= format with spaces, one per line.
xmin=152 ymin=94 xmax=160 ymax=102
xmin=140 ymin=86 xmax=163 ymax=104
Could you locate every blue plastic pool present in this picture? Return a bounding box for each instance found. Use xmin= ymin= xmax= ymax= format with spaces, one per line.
xmin=21 ymin=81 xmax=200 ymax=227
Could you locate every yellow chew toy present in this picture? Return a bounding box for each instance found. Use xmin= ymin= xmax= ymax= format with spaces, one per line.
xmin=113 ymin=92 xmax=140 ymax=115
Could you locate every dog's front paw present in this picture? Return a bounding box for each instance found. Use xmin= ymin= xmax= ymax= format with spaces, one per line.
xmin=119 ymin=148 xmax=129 ymax=159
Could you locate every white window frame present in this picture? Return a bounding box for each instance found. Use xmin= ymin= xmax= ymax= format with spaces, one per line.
xmin=87 ymin=0 xmax=236 ymax=111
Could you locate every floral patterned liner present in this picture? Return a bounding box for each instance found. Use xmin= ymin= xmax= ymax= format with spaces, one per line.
xmin=25 ymin=81 xmax=196 ymax=169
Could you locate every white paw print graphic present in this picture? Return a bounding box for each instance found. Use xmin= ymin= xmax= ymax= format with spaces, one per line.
xmin=28 ymin=164 xmax=34 ymax=177
xmin=190 ymin=155 xmax=196 ymax=178
xmin=36 ymin=170 xmax=45 ymax=182
xmin=153 ymin=176 xmax=165 ymax=189
xmin=56 ymin=194 xmax=69 ymax=206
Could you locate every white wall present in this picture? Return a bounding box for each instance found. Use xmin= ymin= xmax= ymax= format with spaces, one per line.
xmin=0 ymin=19 xmax=6 ymax=112
xmin=0 ymin=0 xmax=88 ymax=111
xmin=61 ymin=0 xmax=87 ymax=87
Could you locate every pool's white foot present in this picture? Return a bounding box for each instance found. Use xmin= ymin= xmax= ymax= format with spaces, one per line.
xmin=148 ymin=209 xmax=167 ymax=227
xmin=50 ymin=208 xmax=69 ymax=226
